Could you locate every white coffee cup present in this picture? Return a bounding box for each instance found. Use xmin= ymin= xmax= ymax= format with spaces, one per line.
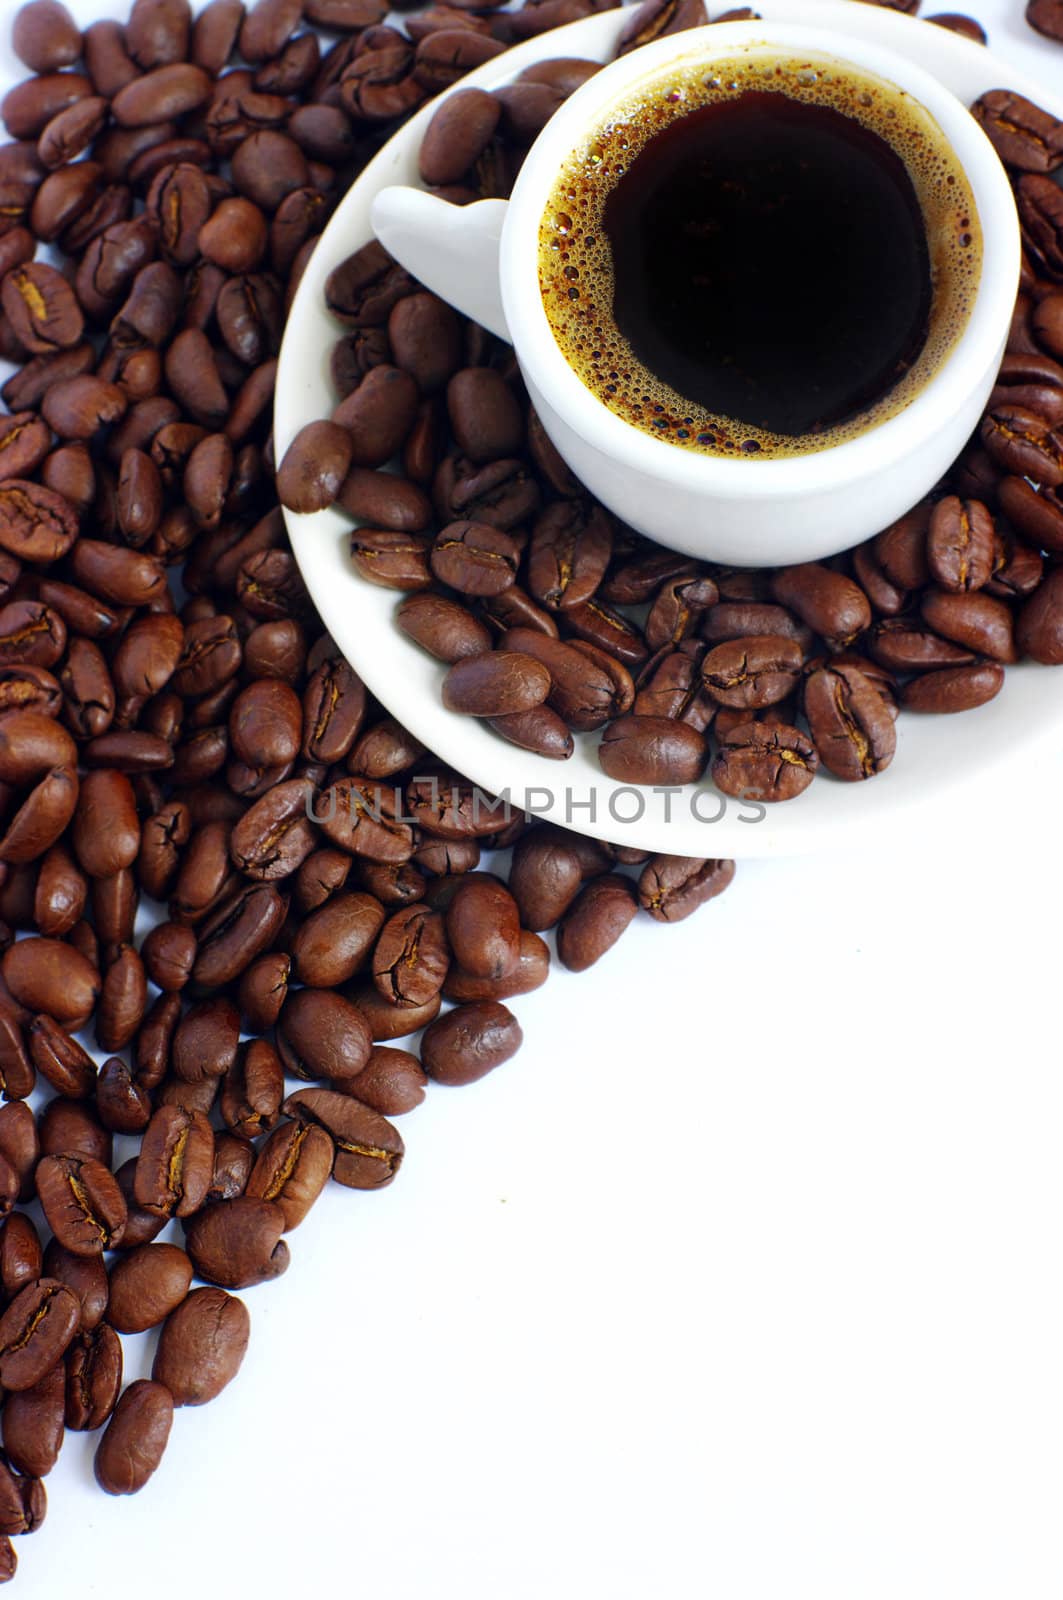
xmin=371 ymin=21 xmax=1020 ymax=567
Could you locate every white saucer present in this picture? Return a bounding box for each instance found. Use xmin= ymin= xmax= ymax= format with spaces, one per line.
xmin=277 ymin=0 xmax=1063 ymax=858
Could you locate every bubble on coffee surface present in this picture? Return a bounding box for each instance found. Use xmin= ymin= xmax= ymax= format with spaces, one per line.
xmin=538 ymin=53 xmax=982 ymax=460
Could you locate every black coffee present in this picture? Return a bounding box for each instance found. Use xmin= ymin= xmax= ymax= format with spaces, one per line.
xmin=539 ymin=56 xmax=981 ymax=459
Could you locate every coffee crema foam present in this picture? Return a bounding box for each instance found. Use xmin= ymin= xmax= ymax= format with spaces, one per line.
xmin=538 ymin=53 xmax=983 ymax=459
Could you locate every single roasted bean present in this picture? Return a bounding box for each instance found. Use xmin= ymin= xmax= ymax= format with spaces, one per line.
xmin=237 ymin=951 xmax=291 ymax=1033
xmin=38 ymin=1099 xmax=111 ymax=1167
xmin=0 ymin=476 xmax=80 ymax=572
xmin=0 ymin=1280 xmax=80 ymax=1391
xmin=770 ymin=563 xmax=871 ymax=649
xmin=71 ymin=769 xmax=140 ymax=879
xmin=172 ymin=997 xmax=241 ymax=1087
xmin=527 ymin=500 xmax=613 ymax=612
xmin=69 ymin=540 xmax=166 ymax=608
xmin=171 ymin=821 xmax=238 ymax=924
xmin=206 ymin=1134 xmax=254 ymax=1205
xmin=920 ymin=589 xmax=1018 ymax=662
xmin=509 ymin=826 xmax=587 ymax=930
xmin=488 ymin=705 xmax=575 ymax=760
xmin=277 ymin=421 xmax=353 ymax=514
xmin=0 ymin=1103 xmax=37 ymax=1201
xmin=283 ymin=1086 xmax=403 ymax=1188
xmin=229 ymin=678 xmax=303 ymax=771
xmin=183 ymin=1196 xmax=290 ymax=1289
xmin=866 ymin=617 xmax=975 ymax=671
xmin=106 ymin=1243 xmax=193 ymax=1334
xmin=229 ymin=778 xmax=317 ymax=881
xmin=0 ymin=1454 xmax=45 ymax=1535
xmin=557 ymin=875 xmax=638 ymax=971
xmin=96 ymin=946 xmax=147 ymax=1053
xmin=0 ymin=600 xmax=66 ymax=669
xmin=637 ymin=856 xmax=736 ymax=923
xmin=13 ymin=0 xmax=82 ymax=71
xmin=900 ymin=661 xmax=1006 ymax=712
xmin=2 ymin=938 xmax=98 ymax=1029
xmin=0 ymin=1212 xmax=40 ymax=1300
xmin=419 ymin=88 xmax=501 ymax=185
xmin=441 ymin=651 xmax=551 ymax=717
xmin=221 ymin=1039 xmax=285 ymax=1141
xmin=420 ymin=999 xmax=523 ymax=1085
xmin=1 ymin=262 xmax=83 ymax=353
xmin=95 ymin=1056 xmax=152 ymax=1136
xmin=926 ymin=496 xmax=999 ymax=594
xmin=349 ymin=527 xmax=432 ymax=591
xmin=245 ymin=1119 xmax=333 ymax=1230
xmin=95 ymin=1379 xmax=173 ymax=1495
xmin=290 ymin=891 xmax=384 ymax=988
xmin=396 ymin=591 xmax=492 ymax=663
xmin=700 ymin=635 xmax=803 ymax=709
xmin=445 ymin=876 xmax=520 ymax=980
xmin=972 ymin=90 xmax=1063 ymax=175
xmin=804 ymin=663 xmax=897 ymax=780
xmin=430 ymin=520 xmax=520 ymax=596
xmin=316 ymin=776 xmax=415 ymax=862
xmin=27 ymin=1013 xmax=95 ymax=1097
xmin=0 ymin=414 xmax=52 ymax=487
xmin=152 ymin=1284 xmax=250 ymax=1407
xmin=2 ymin=1359 xmax=65 ymax=1479
xmin=37 ymin=1154 xmax=126 ymax=1256
xmin=598 ymin=714 xmax=707 ymax=785
xmin=134 ymin=1105 xmax=215 ymax=1218
xmin=371 ymin=903 xmax=449 ymax=1007
xmin=65 ymin=1322 xmax=122 ymax=1431
xmin=277 ymin=987 xmax=372 ymax=1084
xmin=712 ymin=721 xmax=820 ymax=803
xmin=1017 ymin=567 xmax=1063 ymax=663
xmin=351 ymin=1046 xmax=427 ymax=1115
xmin=192 ymin=882 xmax=286 ymax=991
xmin=980 ymin=402 xmax=1063 ymax=484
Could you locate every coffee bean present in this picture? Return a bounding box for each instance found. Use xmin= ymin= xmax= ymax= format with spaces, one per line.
xmin=419 ymin=999 xmax=522 ymax=1085
xmin=1017 ymin=567 xmax=1063 ymax=663
xmin=0 ymin=1279 xmax=80 ymax=1391
xmin=42 ymin=1239 xmax=108 ymax=1331
xmin=1027 ymin=0 xmax=1063 ymax=45
xmin=419 ymin=89 xmax=501 ymax=186
xmin=447 ymin=368 xmax=524 ymax=463
xmin=2 ymin=938 xmax=99 ymax=1029
xmin=183 ymin=1196 xmax=290 ymax=1288
xmin=441 ymin=650 xmax=551 ymax=717
xmin=804 ymin=663 xmax=897 ymax=780
xmin=152 ymin=1285 xmax=250 ymax=1405
xmin=283 ymin=1086 xmax=404 ymax=1187
xmin=134 ymin=1105 xmax=214 ymax=1218
xmin=245 ymin=1119 xmax=333 ymax=1229
xmin=65 ymin=1322 xmax=123 ymax=1431
xmin=37 ymin=1154 xmax=127 ymax=1257
xmin=920 ymin=589 xmax=1018 ymax=662
xmin=290 ymin=891 xmax=384 ymax=987
xmin=598 ymin=714 xmax=706 ymax=785
xmin=900 ymin=661 xmax=1006 ymax=712
xmin=712 ymin=721 xmax=819 ymax=803
xmin=0 ymin=1454 xmax=45 ymax=1535
xmin=95 ymin=1379 xmax=173 ymax=1495
xmin=770 ymin=563 xmax=871 ymax=649
xmin=349 ymin=1045 xmax=427 ymax=1114
xmin=277 ymin=421 xmax=353 ymax=514
xmin=2 ymin=1359 xmax=65 ymax=1478
xmin=13 ymin=1 xmax=82 ymax=72
xmin=106 ymin=1243 xmax=194 ymax=1334
xmin=637 ymin=855 xmax=735 ymax=922
xmin=556 ymin=875 xmax=637 ymax=971
xmin=277 ymin=986 xmax=373 ymax=1083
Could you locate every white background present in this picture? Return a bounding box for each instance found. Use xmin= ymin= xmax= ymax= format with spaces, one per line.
xmin=4 ymin=1 xmax=1063 ymax=1596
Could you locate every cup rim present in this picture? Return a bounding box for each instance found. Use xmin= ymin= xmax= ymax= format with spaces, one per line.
xmin=500 ymin=19 xmax=1020 ymax=495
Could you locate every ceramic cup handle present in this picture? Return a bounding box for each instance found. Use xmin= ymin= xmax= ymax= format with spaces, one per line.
xmin=370 ymin=189 xmax=510 ymax=342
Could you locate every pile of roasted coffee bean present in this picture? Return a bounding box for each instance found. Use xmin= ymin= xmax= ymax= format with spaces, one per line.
xmin=281 ymin=12 xmax=1063 ymax=804
xmin=0 ymin=0 xmax=750 ymax=1584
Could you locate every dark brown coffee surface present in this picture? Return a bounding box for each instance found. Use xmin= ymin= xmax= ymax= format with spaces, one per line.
xmin=540 ymin=54 xmax=981 ymax=458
